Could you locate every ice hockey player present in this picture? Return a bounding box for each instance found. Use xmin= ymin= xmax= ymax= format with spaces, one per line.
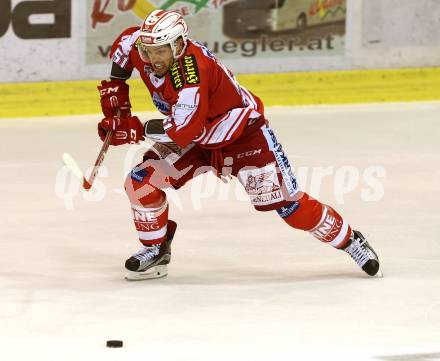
xmin=96 ymin=10 xmax=382 ymax=280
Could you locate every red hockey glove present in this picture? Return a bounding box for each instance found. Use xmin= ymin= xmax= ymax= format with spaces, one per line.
xmin=98 ymin=116 xmax=144 ymax=146
xmin=97 ymin=79 xmax=131 ymax=118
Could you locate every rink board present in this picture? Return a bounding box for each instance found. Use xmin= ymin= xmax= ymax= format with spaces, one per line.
xmin=1 ymin=67 xmax=440 ymax=118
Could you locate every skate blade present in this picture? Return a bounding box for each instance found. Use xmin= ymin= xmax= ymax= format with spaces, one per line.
xmin=125 ymin=265 xmax=168 ymax=281
xmin=374 ymin=269 xmax=384 ymax=278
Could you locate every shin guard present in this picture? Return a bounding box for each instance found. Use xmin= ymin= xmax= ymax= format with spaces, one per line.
xmin=131 ymin=202 xmax=169 ymax=245
xmin=278 ymin=193 xmax=352 ymax=249
xmin=125 ymin=164 xmax=169 ymax=245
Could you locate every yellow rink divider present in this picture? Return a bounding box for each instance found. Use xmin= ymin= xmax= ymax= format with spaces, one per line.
xmin=0 ymin=67 xmax=439 ymax=118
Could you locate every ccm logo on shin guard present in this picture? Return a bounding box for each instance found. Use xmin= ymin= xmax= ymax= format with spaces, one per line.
xmin=276 ymin=201 xmax=300 ymax=218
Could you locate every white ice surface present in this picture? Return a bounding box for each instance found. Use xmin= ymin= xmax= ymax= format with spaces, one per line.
xmin=1 ymin=103 xmax=439 ymax=361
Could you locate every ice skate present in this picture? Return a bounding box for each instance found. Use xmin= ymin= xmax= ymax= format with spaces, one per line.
xmin=125 ymin=220 xmax=177 ymax=281
xmin=344 ymin=230 xmax=382 ymax=277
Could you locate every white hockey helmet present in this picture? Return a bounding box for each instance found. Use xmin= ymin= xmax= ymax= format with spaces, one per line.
xmin=138 ymin=10 xmax=189 ymax=61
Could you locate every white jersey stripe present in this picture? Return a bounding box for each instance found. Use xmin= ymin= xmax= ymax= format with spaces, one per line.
xmin=224 ymin=108 xmax=249 ymax=141
xmin=200 ymin=111 xmax=234 ymax=145
xmin=218 ymin=111 xmax=245 ymax=143
xmin=198 ymin=105 xmax=259 ymax=146
xmin=200 ymin=121 xmax=223 ymax=144
xmin=241 ymin=86 xmax=257 ymax=109
xmin=207 ymin=109 xmax=246 ymax=144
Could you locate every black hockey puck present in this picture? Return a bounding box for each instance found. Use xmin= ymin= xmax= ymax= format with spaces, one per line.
xmin=106 ymin=340 xmax=123 ymax=348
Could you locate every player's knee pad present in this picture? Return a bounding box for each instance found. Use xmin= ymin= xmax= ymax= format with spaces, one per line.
xmin=125 ymin=163 xmax=166 ymax=208
xmin=276 ymin=193 xmax=323 ymax=231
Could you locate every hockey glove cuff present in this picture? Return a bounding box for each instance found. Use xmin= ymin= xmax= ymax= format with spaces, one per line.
xmin=98 ymin=116 xmax=144 ymax=146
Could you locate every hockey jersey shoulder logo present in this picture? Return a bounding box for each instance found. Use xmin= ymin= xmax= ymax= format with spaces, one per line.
xmin=170 ymin=61 xmax=184 ymax=90
xmin=182 ymin=55 xmax=200 ymax=85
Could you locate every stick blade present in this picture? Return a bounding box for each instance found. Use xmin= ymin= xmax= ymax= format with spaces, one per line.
xmin=62 ymin=152 xmax=85 ymax=182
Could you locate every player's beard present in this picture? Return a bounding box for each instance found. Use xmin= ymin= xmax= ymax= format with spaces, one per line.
xmin=152 ymin=59 xmax=173 ymax=77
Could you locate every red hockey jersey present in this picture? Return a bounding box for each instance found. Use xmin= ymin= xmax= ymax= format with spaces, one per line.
xmin=110 ymin=27 xmax=264 ymax=149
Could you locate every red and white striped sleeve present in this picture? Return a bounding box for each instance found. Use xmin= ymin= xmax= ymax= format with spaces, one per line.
xmin=193 ymin=86 xmax=261 ymax=149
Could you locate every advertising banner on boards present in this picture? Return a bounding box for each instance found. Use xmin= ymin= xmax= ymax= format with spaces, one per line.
xmin=86 ymin=0 xmax=347 ymax=65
